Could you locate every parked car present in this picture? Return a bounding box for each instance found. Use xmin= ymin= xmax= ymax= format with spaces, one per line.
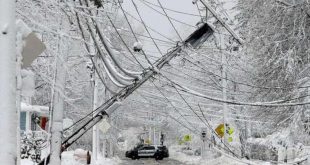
xmin=125 ymin=145 xmax=168 ymax=160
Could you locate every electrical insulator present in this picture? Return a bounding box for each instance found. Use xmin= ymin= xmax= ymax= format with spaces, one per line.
xmin=133 ymin=41 xmax=143 ymax=52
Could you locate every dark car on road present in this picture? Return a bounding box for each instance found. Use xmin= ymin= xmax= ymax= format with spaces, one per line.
xmin=157 ymin=145 xmax=169 ymax=158
xmin=125 ymin=145 xmax=169 ymax=160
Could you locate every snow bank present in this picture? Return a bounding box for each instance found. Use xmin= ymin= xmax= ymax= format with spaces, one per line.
xmin=169 ymin=145 xmax=202 ymax=164
xmin=95 ymin=156 xmax=122 ymax=165
xmin=61 ymin=151 xmax=84 ymax=165
xmin=61 ymin=151 xmax=121 ymax=165
xmin=20 ymin=102 xmax=49 ymax=116
xmin=169 ymin=145 xmax=267 ymax=165
xmin=21 ymin=159 xmax=36 ymax=165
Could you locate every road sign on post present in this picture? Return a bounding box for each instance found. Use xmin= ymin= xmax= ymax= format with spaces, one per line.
xmin=184 ymin=134 xmax=192 ymax=142
xmin=201 ymin=128 xmax=208 ymax=158
xmin=201 ymin=128 xmax=208 ymax=141
xmin=160 ymin=133 xmax=165 ymax=145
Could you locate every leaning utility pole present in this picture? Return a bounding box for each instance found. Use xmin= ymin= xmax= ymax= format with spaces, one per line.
xmin=61 ymin=23 xmax=214 ymax=150
xmin=0 ymin=0 xmax=17 ymax=164
xmin=39 ymin=22 xmax=214 ymax=165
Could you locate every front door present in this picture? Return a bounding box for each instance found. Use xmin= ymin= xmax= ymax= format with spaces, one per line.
xmin=138 ymin=146 xmax=155 ymax=157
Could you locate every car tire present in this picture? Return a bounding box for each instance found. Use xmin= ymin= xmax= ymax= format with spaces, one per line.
xmin=155 ymin=154 xmax=162 ymax=160
xmin=131 ymin=154 xmax=137 ymax=160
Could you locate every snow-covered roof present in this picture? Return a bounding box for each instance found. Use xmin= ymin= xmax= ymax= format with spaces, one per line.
xmin=21 ymin=102 xmax=49 ymax=116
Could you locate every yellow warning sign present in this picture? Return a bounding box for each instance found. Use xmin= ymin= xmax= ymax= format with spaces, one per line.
xmin=215 ymin=123 xmax=234 ymax=138
xmin=215 ymin=124 xmax=225 ymax=138
xmin=183 ymin=134 xmax=192 ymax=142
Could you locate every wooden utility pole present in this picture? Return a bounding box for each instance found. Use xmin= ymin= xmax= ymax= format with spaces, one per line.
xmin=220 ymin=33 xmax=228 ymax=144
xmin=50 ymin=26 xmax=69 ymax=165
xmin=0 ymin=0 xmax=17 ymax=164
xmin=92 ymin=57 xmax=99 ymax=161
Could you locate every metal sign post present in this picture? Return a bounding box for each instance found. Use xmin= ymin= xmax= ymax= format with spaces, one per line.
xmin=201 ymin=128 xmax=208 ymax=158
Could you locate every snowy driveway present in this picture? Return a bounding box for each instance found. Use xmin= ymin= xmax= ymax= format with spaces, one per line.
xmin=120 ymin=158 xmax=187 ymax=165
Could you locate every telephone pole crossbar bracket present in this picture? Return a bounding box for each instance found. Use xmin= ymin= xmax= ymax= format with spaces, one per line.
xmin=199 ymin=0 xmax=244 ymax=45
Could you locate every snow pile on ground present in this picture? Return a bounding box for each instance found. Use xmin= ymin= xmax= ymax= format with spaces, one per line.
xmin=95 ymin=156 xmax=122 ymax=165
xmin=201 ymin=155 xmax=249 ymax=165
xmin=21 ymin=159 xmax=36 ymax=165
xmin=61 ymin=151 xmax=85 ymax=165
xmin=169 ymin=145 xmax=263 ymax=165
xmin=169 ymin=145 xmax=202 ymax=164
xmin=21 ymin=151 xmax=122 ymax=165
xmin=61 ymin=151 xmax=121 ymax=165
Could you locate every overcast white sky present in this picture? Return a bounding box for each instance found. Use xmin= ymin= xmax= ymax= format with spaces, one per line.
xmin=121 ymin=0 xmax=200 ymax=55
xmin=121 ymin=0 xmax=237 ymax=57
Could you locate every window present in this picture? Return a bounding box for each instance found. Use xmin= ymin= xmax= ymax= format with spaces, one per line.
xmin=144 ymin=146 xmax=155 ymax=150
xmin=20 ymin=112 xmax=26 ymax=131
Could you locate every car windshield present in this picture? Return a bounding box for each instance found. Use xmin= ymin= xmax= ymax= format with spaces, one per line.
xmin=133 ymin=144 xmax=143 ymax=150
xmin=157 ymin=146 xmax=166 ymax=150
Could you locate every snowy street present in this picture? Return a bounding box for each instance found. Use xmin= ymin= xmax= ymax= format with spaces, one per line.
xmin=119 ymin=158 xmax=186 ymax=165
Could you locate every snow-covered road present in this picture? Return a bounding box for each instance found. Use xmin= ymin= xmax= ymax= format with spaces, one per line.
xmin=120 ymin=158 xmax=187 ymax=165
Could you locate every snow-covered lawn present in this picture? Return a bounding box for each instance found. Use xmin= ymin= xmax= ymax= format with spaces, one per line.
xmin=62 ymin=151 xmax=121 ymax=165
xmin=21 ymin=151 xmax=122 ymax=165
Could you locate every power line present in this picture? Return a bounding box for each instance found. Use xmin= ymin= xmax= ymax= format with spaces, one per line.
xmin=137 ymin=92 xmax=274 ymax=124
xmin=197 ymin=103 xmax=240 ymax=158
xmin=106 ymin=14 xmax=145 ymax=68
xmin=166 ymin=75 xmax=241 ymax=158
xmin=138 ymin=0 xmax=197 ymax=28
xmin=151 ymin=76 xmax=242 ymax=158
xmin=134 ymin=91 xmax=201 ymax=133
xmin=150 ymin=81 xmax=200 ymax=132
xmin=121 ymin=29 xmax=175 ymax=45
xmin=122 ymin=10 xmax=177 ymax=43
xmin=162 ymin=74 xmax=310 ymax=107
xmin=196 ymin=2 xmax=203 ymax=19
xmin=141 ymin=0 xmax=201 ymax=17
xmin=186 ymin=55 xmax=310 ymax=91
xmin=156 ymin=0 xmax=183 ymax=41
xmin=130 ymin=0 xmax=164 ymax=56
xmin=118 ymin=0 xmax=168 ymax=66
xmin=75 ymin=9 xmax=117 ymax=94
